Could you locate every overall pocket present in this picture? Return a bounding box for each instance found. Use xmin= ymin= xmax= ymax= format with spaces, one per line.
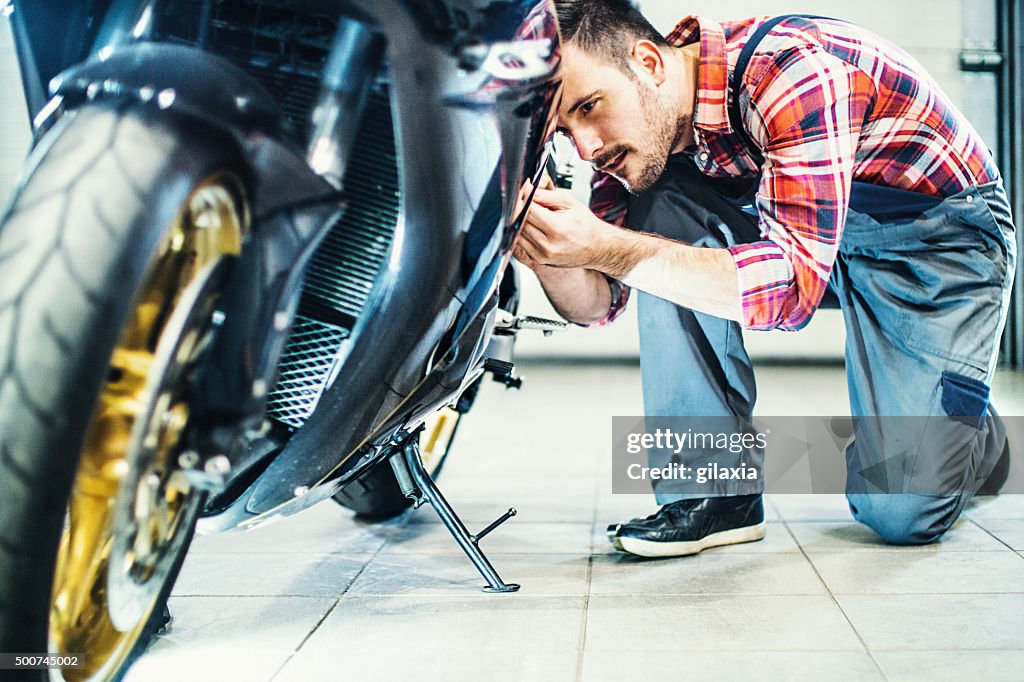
xmin=841 ymin=185 xmax=1008 ymax=374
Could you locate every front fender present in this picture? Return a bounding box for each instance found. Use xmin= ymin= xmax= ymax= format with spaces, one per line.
xmin=52 ymin=43 xmax=284 ymax=140
xmin=50 ymin=43 xmax=342 ymax=216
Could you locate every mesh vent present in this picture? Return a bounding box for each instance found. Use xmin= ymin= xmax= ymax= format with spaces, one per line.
xmin=156 ymin=0 xmax=335 ymax=141
xmin=265 ymin=316 xmax=350 ymax=428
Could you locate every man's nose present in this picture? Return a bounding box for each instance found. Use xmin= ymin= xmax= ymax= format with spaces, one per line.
xmin=573 ymin=131 xmax=602 ymax=163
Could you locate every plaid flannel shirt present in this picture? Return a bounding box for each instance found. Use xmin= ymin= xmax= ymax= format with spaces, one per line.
xmin=588 ymin=15 xmax=999 ymax=331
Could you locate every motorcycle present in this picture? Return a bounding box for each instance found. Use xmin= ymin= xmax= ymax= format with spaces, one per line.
xmin=0 ymin=1 xmax=564 ymax=680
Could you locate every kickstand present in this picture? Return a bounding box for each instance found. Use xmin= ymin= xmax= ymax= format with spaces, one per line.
xmin=391 ymin=440 xmax=520 ymax=593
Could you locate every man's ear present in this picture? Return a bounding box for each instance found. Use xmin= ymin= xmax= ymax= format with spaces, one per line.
xmin=631 ymin=40 xmax=667 ymax=85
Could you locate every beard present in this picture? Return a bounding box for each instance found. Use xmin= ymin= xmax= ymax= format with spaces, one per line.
xmin=593 ymin=82 xmax=691 ymax=195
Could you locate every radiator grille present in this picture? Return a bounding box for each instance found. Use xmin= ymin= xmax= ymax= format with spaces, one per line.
xmin=300 ymin=94 xmax=399 ymax=319
xmin=267 ymin=87 xmax=400 ymax=428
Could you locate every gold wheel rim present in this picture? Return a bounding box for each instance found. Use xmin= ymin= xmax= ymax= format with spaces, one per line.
xmin=48 ymin=174 xmax=247 ymax=682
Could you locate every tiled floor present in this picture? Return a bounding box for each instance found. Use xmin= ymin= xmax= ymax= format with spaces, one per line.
xmin=126 ymin=362 xmax=1024 ymax=682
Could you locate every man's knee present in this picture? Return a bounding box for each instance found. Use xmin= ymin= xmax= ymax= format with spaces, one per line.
xmin=846 ymin=493 xmax=961 ymax=545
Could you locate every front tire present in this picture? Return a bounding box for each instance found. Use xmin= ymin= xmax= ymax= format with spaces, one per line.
xmin=0 ymin=105 xmax=249 ymax=681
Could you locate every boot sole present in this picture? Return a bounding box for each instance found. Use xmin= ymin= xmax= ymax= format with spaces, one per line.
xmin=615 ymin=522 xmax=767 ymax=558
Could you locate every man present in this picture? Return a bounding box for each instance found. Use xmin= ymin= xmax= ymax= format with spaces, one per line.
xmin=515 ymin=0 xmax=1015 ymax=557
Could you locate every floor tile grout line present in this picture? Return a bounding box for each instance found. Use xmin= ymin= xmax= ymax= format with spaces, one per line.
xmin=266 ymin=596 xmax=343 ymax=682
xmin=574 ymin=458 xmax=601 ymax=682
xmin=965 ymin=514 xmax=1022 ymax=553
xmin=778 ymin=515 xmax=891 ymax=682
xmin=794 ymin=549 xmax=1019 ymax=554
xmin=266 ymin=533 xmax=390 ymax=682
xmin=574 ymin=573 xmax=592 ymax=682
xmin=170 ymin=594 xmax=334 ymax=599
xmin=577 ymin=585 xmax=1024 ymax=593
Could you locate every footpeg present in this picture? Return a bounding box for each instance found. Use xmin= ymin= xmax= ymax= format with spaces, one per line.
xmin=515 ymin=315 xmax=570 ymax=335
xmin=494 ymin=309 xmax=569 ymax=336
xmin=391 ymin=440 xmax=520 ymax=593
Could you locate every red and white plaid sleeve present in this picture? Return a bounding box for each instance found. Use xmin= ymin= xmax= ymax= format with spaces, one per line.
xmin=727 ymin=45 xmax=874 ymax=331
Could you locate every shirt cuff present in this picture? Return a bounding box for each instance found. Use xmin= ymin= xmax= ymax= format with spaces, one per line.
xmin=583 ymin=276 xmax=630 ymax=328
xmin=727 ymin=241 xmax=798 ymax=331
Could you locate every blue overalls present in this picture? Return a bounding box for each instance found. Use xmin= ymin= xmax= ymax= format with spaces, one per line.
xmin=628 ymin=16 xmax=1017 ymax=544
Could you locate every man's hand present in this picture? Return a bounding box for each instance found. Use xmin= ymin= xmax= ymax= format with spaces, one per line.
xmin=509 ymin=173 xmax=743 ymax=324
xmin=508 ymin=175 xmax=616 ymax=325
xmin=513 ymin=183 xmax=623 ymax=273
xmin=511 ymin=174 xmax=551 ymax=272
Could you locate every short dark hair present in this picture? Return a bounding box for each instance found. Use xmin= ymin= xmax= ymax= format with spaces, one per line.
xmin=555 ymin=0 xmax=672 ymax=73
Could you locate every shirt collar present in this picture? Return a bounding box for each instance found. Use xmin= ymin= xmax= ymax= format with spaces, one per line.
xmin=664 ymin=15 xmax=732 ymax=135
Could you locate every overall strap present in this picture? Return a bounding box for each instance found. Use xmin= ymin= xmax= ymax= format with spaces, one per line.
xmin=728 ymin=15 xmax=830 ymax=162
xmin=727 ymin=15 xmax=943 ymax=219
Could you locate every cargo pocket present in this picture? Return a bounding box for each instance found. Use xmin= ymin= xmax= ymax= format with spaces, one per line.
xmin=863 ymin=186 xmax=1009 ymax=374
xmin=940 ymin=371 xmax=991 ymax=429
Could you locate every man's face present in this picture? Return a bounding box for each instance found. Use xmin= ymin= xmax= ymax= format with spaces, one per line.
xmin=557 ymin=44 xmax=689 ymax=194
